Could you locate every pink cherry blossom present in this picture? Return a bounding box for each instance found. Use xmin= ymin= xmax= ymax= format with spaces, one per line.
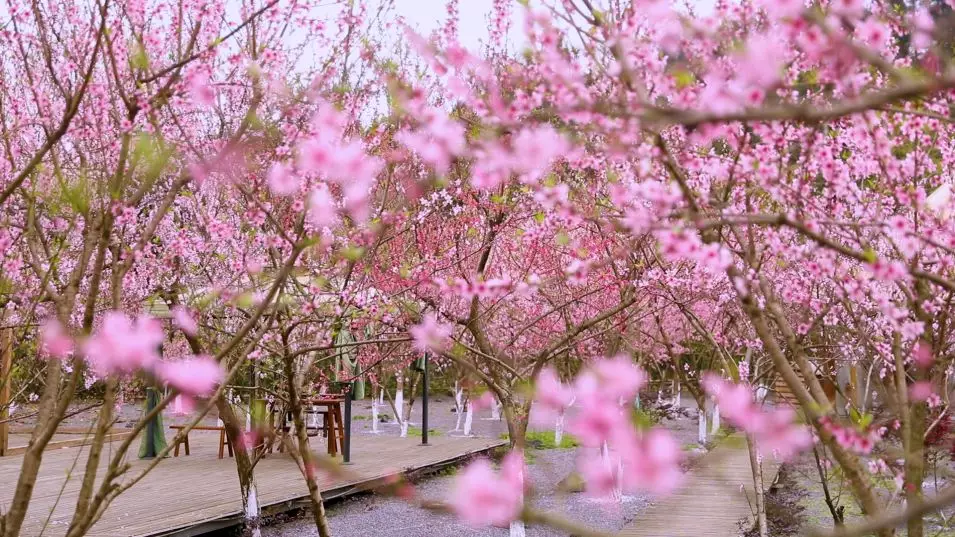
xmin=620 ymin=428 xmax=683 ymax=495
xmin=510 ymin=125 xmax=569 ymax=182
xmin=753 ymin=407 xmax=814 ymax=460
xmin=450 ymin=455 xmax=524 ymax=527
xmin=759 ymin=0 xmax=804 ymax=20
xmin=472 ymin=391 xmax=496 ymax=412
xmin=172 ymin=306 xmax=198 ymax=336
xmin=156 ymin=355 xmax=224 ymax=396
xmin=703 ymin=374 xmax=811 ymax=460
xmin=855 ymin=19 xmax=890 ymax=53
xmin=409 ymin=313 xmax=453 ymax=354
xmin=267 ymin=162 xmax=299 ymax=196
xmin=909 ymin=381 xmax=934 ymax=402
xmin=568 ymin=393 xmax=629 ymax=447
xmin=913 ymin=340 xmax=933 ymax=369
xmin=306 ymin=185 xmax=338 ymax=228
xmin=578 ymin=453 xmax=621 ymax=498
xmin=187 ymin=72 xmax=216 ymax=107
xmin=39 ymin=319 xmax=73 ymax=360
xmin=532 ymin=367 xmax=574 ymax=424
xmin=84 ymin=312 xmax=163 ymax=376
xmin=593 ymin=355 xmax=647 ymax=402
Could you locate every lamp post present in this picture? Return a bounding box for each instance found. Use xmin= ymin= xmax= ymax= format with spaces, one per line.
xmin=414 ymin=352 xmax=430 ymax=446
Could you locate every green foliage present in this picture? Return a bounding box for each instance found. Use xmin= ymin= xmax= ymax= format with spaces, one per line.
xmin=498 ymin=431 xmax=579 ymax=450
xmin=525 ymin=430 xmax=578 ymax=449
xmin=406 ymin=426 xmax=442 ymax=438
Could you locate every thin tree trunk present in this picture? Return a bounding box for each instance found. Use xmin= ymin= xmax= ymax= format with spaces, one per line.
xmin=747 ymin=436 xmax=768 ymax=537
xmin=282 ymin=357 xmax=332 ymax=537
xmin=710 ymin=402 xmax=720 ymax=434
xmin=216 ymin=398 xmax=262 ymax=537
xmin=463 ymin=401 xmax=473 ymax=436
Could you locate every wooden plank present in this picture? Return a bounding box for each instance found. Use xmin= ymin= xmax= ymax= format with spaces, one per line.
xmin=618 ymin=435 xmax=781 ymax=537
xmin=0 ymin=431 xmax=504 ymax=537
xmin=4 ymin=431 xmax=135 ymax=456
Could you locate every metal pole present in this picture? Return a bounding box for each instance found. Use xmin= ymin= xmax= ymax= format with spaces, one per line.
xmin=421 ymin=353 xmax=429 ymax=446
xmin=343 ymin=386 xmax=352 ymax=464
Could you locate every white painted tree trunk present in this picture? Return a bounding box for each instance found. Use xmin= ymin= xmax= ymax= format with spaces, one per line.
xmin=394 ymin=383 xmax=404 ymax=424
xmin=601 ymin=442 xmax=622 ymax=502
xmin=173 ymin=395 xmax=183 ymax=414
xmin=711 ymin=403 xmax=721 ymax=434
xmin=452 ymin=384 xmax=464 ymax=431
xmin=554 ymin=414 xmax=564 ymax=446
xmin=491 ymin=400 xmax=502 ymax=420
xmin=371 ymin=397 xmax=380 ymax=434
xmin=463 ymin=401 xmax=473 ymax=436
xmin=308 ymin=405 xmax=318 ymax=429
xmin=673 ymin=380 xmax=681 ymax=407
xmin=379 ymin=390 xmax=385 ymax=405
xmin=510 ymin=458 xmax=526 ymax=537
xmin=400 ymin=420 xmax=409 ymax=438
xmin=698 ymin=407 xmax=708 ymax=445
xmin=244 ymin=477 xmax=262 ymax=537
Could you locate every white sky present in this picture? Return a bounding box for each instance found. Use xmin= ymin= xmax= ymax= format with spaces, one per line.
xmin=390 ymin=0 xmax=717 ymax=51
xmin=389 ymin=0 xmax=525 ymax=50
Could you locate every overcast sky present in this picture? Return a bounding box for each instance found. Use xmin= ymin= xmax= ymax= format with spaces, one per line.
xmin=389 ymin=0 xmax=717 ymax=50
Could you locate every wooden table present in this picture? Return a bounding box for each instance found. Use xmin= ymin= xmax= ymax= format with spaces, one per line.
xmin=275 ymin=397 xmax=345 ymax=456
xmin=306 ymin=397 xmax=345 ymax=456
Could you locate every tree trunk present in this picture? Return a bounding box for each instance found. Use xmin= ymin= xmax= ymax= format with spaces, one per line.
xmin=554 ymin=414 xmax=564 ymax=446
xmin=906 ymin=401 xmax=926 ymax=537
xmin=393 ymin=382 xmax=404 ymax=425
xmin=3 ymin=361 xmax=63 ymax=537
xmin=216 ymin=399 xmax=262 ymax=537
xmin=452 ymin=382 xmax=463 ymax=432
xmin=282 ymin=356 xmax=332 ymax=537
xmin=747 ymin=436 xmax=768 ymax=537
xmin=371 ymin=393 xmax=380 ymax=434
xmin=463 ymin=401 xmax=473 ymax=436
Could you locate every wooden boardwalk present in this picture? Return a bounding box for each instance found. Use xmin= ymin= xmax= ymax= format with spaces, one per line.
xmin=619 ymin=436 xmax=781 ymax=537
xmin=0 ymin=431 xmax=504 ymax=537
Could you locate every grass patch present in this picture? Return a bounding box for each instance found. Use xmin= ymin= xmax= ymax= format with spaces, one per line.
xmin=352 ymin=415 xmax=368 ymax=420
xmin=499 ymin=431 xmax=579 ymax=450
xmin=406 ymin=426 xmax=442 ymax=438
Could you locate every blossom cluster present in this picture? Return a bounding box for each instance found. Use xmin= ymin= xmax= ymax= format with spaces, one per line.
xmin=702 ymin=373 xmax=812 ymax=460
xmin=41 ymin=313 xmax=223 ymax=398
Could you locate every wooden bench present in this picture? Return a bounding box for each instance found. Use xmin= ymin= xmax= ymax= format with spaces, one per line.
xmin=169 ymin=425 xmax=233 ymax=459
